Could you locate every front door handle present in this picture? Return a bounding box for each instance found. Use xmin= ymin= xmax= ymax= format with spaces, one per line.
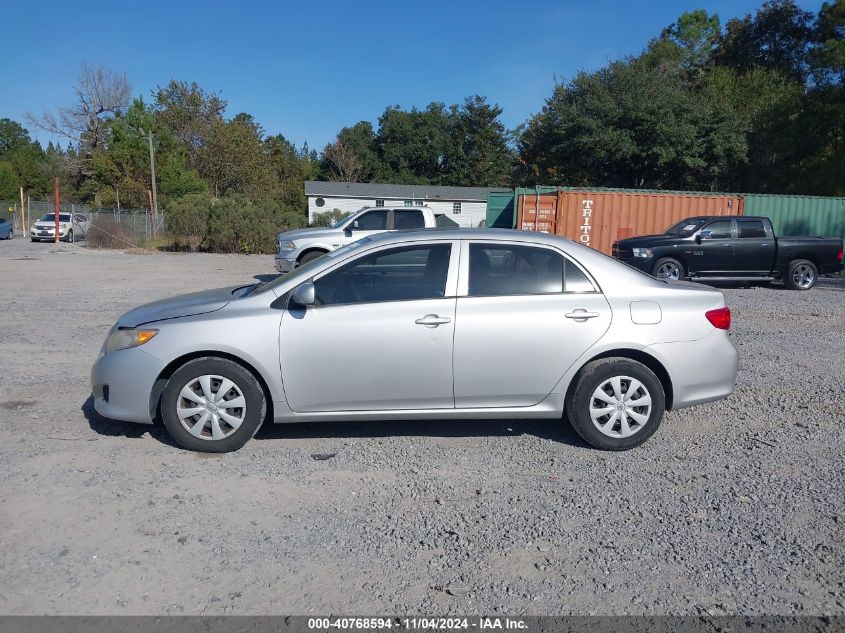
xmin=565 ymin=310 xmax=600 ymax=320
xmin=415 ymin=314 xmax=451 ymax=328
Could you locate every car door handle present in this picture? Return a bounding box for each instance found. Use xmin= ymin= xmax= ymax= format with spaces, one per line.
xmin=415 ymin=314 xmax=451 ymax=327
xmin=565 ymin=310 xmax=600 ymax=320
xmin=723 ymin=243 xmax=732 ymax=247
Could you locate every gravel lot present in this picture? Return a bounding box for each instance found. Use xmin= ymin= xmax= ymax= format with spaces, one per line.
xmin=0 ymin=237 xmax=843 ymax=616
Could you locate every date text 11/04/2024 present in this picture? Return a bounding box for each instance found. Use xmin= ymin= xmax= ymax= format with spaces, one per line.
xmin=306 ymin=617 xmax=528 ymax=630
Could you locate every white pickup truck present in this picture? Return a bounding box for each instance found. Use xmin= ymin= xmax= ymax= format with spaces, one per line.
xmin=274 ymin=205 xmax=457 ymax=273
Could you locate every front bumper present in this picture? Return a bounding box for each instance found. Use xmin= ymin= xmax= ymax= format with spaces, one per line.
xmin=30 ymin=228 xmax=68 ymax=239
xmin=614 ymin=255 xmax=653 ymax=273
xmin=90 ymin=347 xmax=166 ymax=424
xmin=274 ymin=253 xmax=297 ymax=273
xmin=646 ymin=329 xmax=739 ymax=410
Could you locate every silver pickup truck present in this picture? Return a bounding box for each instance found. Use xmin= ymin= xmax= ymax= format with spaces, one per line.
xmin=275 ymin=205 xmax=455 ymax=272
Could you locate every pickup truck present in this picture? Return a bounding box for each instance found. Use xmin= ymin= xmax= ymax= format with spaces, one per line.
xmin=274 ymin=205 xmax=457 ymax=272
xmin=612 ymin=215 xmax=843 ymax=290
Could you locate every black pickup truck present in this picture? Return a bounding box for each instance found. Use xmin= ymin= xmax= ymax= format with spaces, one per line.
xmin=612 ymin=216 xmax=843 ymax=290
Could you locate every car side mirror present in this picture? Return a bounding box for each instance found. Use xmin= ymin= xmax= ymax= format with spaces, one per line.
xmin=695 ymin=234 xmax=702 ymax=244
xmin=291 ymin=282 xmax=315 ymax=307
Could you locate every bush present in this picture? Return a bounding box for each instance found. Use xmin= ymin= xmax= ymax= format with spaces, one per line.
xmin=311 ymin=208 xmax=351 ymax=227
xmin=87 ymin=216 xmax=135 ymax=249
xmin=165 ymin=193 xmax=212 ymax=251
xmin=165 ymin=193 xmax=308 ymax=254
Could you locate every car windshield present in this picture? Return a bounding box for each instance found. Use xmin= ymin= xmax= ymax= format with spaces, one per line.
xmin=664 ymin=218 xmax=707 ymax=236
xmin=250 ymin=237 xmax=374 ymax=295
xmin=40 ymin=214 xmax=72 ymax=222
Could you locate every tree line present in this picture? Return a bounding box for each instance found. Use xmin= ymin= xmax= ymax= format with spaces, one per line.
xmin=0 ymin=0 xmax=841 ymax=251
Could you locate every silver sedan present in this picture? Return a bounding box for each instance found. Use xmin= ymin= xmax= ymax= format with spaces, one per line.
xmin=91 ymin=229 xmax=738 ymax=452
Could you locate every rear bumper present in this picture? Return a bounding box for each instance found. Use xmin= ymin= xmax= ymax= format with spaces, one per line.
xmin=820 ymin=262 xmax=843 ymax=276
xmin=90 ymin=347 xmax=166 ymax=424
xmin=646 ymin=329 xmax=739 ymax=410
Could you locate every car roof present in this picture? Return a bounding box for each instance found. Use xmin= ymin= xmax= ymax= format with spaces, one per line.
xmin=366 ymin=227 xmax=576 ymax=247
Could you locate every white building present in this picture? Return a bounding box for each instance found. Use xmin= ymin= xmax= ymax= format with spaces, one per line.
xmin=304 ymin=181 xmax=510 ymax=228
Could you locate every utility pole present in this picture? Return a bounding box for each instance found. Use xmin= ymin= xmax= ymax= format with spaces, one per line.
xmin=19 ymin=187 xmax=25 ymax=236
xmin=54 ymin=177 xmax=60 ymax=243
xmin=147 ymin=129 xmax=158 ymax=233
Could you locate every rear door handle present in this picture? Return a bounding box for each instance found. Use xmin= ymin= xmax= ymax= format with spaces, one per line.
xmin=565 ymin=310 xmax=600 ymax=320
xmin=415 ymin=314 xmax=451 ymax=327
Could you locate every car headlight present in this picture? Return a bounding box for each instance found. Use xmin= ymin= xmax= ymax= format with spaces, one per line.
xmin=633 ymin=248 xmax=653 ymax=258
xmin=279 ymin=240 xmax=296 ymax=250
xmin=60 ymin=223 xmax=68 ymax=228
xmin=104 ymin=328 xmax=158 ymax=354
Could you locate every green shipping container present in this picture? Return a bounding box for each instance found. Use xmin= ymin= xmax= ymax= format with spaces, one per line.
xmin=742 ymin=194 xmax=845 ymax=243
xmin=486 ymin=191 xmax=515 ymax=228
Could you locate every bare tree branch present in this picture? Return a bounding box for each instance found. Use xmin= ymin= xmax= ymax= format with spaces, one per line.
xmin=323 ymin=141 xmax=366 ymax=182
xmin=26 ymin=63 xmax=131 ymax=160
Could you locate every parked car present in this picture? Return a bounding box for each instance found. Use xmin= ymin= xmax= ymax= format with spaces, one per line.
xmin=92 ymin=228 xmax=739 ymax=453
xmin=274 ymin=205 xmax=458 ymax=272
xmin=612 ymin=216 xmax=844 ymax=290
xmin=30 ymin=212 xmax=90 ymax=243
xmin=0 ymin=217 xmax=12 ymax=239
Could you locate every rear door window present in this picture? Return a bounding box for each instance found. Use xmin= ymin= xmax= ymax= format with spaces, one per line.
xmin=737 ymin=219 xmax=767 ymax=238
xmin=468 ymin=244 xmax=564 ymax=296
xmin=392 ymin=210 xmax=425 ymax=230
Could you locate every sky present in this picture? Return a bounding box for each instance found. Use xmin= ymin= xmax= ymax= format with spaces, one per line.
xmin=2 ymin=0 xmax=825 ymax=151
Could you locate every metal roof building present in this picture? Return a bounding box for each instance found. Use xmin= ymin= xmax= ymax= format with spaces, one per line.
xmin=304 ymin=181 xmax=510 ymax=228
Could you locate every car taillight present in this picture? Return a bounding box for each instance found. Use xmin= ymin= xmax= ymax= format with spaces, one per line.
xmin=705 ymin=307 xmax=731 ymax=330
xmin=837 ymin=246 xmax=843 ymax=263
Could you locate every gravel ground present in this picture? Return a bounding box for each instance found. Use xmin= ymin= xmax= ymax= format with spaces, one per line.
xmin=0 ymin=237 xmax=843 ymax=616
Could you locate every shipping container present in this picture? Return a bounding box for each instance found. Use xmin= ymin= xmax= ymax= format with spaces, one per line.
xmin=486 ymin=191 xmax=516 ymax=228
xmin=517 ymin=189 xmax=743 ymax=255
xmin=743 ymin=194 xmax=845 ymax=244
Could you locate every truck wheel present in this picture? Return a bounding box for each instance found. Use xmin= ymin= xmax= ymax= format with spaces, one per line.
xmin=652 ymin=257 xmax=684 ymax=280
xmin=784 ymin=259 xmax=817 ymax=290
xmin=566 ymin=358 xmax=665 ymax=451
xmin=297 ymin=251 xmax=325 ymax=267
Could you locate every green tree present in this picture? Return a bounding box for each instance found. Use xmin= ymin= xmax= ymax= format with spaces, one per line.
xmin=442 ymin=95 xmax=513 ymax=187
xmin=651 ymin=10 xmax=721 ymax=79
xmin=375 ymin=103 xmax=450 ymax=184
xmin=517 ymin=56 xmax=747 ymax=190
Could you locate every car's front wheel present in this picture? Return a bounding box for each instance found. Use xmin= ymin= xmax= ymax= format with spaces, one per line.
xmin=297 ymin=250 xmax=326 ymax=267
xmin=652 ymin=257 xmax=684 ymax=281
xmin=161 ymin=357 xmax=266 ymax=452
xmin=65 ymin=229 xmax=74 ymax=243
xmin=566 ymin=358 xmax=665 ymax=450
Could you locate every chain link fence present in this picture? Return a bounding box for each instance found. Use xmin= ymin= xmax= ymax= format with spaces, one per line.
xmin=2 ymin=200 xmax=165 ymax=248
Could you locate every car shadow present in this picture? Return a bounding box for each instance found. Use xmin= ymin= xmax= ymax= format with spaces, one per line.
xmin=253 ymin=273 xmax=280 ymax=283
xmin=81 ymin=395 xmax=588 ymax=450
xmin=81 ymin=396 xmax=180 ymax=448
xmin=254 ymin=416 xmax=590 ymax=448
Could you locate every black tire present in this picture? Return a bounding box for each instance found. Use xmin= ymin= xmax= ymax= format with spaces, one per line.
xmin=31 ymin=238 xmax=39 ymax=242
xmin=65 ymin=229 xmax=74 ymax=243
xmin=161 ymin=357 xmax=266 ymax=452
xmin=783 ymin=259 xmax=817 ymax=291
xmin=296 ymin=250 xmax=326 ymax=267
xmin=566 ymin=358 xmax=666 ymax=451
xmin=651 ymin=257 xmax=685 ymax=281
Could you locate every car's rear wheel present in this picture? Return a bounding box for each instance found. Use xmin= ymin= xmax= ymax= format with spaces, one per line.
xmin=566 ymin=358 xmax=665 ymax=450
xmin=297 ymin=250 xmax=326 ymax=267
xmin=783 ymin=259 xmax=817 ymax=290
xmin=161 ymin=357 xmax=266 ymax=452
xmin=652 ymin=257 xmax=684 ymax=280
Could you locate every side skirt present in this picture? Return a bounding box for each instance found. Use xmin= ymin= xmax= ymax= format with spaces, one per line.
xmin=271 ymin=392 xmax=564 ymax=423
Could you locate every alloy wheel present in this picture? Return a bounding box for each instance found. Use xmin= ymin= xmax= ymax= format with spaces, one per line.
xmin=792 ymin=264 xmax=815 ymax=289
xmin=177 ymin=374 xmax=247 ymax=440
xmin=656 ymin=262 xmax=680 ymax=280
xmin=589 ymin=376 xmax=652 ymax=438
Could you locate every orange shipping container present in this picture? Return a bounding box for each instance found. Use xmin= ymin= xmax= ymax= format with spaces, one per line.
xmin=517 ymin=190 xmax=743 ymax=255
